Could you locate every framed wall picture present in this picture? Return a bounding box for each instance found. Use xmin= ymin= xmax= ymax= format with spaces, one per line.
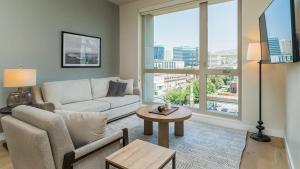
xmin=62 ymin=31 xmax=101 ymax=68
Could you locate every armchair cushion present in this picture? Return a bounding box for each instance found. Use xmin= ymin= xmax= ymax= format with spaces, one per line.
xmin=55 ymin=110 xmax=108 ymax=148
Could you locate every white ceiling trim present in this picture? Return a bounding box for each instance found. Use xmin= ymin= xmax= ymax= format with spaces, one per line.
xmin=139 ymin=0 xmax=205 ymax=15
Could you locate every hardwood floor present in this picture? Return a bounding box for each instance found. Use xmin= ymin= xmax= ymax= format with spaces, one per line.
xmin=0 ymin=146 xmax=12 ymax=169
xmin=240 ymin=134 xmax=289 ymax=169
xmin=0 ymin=133 xmax=289 ymax=169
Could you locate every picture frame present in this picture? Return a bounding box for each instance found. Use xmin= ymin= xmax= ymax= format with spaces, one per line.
xmin=61 ymin=31 xmax=101 ymax=68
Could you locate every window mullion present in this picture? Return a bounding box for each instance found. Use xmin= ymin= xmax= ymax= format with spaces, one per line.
xmin=199 ymin=2 xmax=208 ymax=113
xmin=142 ymin=15 xmax=155 ymax=103
xmin=144 ymin=69 xmax=200 ymax=75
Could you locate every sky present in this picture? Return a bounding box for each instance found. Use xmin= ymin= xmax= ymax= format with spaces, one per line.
xmin=154 ymin=0 xmax=238 ymax=52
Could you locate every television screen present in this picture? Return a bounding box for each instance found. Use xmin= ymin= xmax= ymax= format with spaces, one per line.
xmin=260 ymin=0 xmax=299 ymax=63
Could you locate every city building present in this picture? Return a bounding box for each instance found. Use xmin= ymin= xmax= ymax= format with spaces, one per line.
xmin=173 ymin=46 xmax=199 ymax=67
xmin=154 ymin=45 xmax=165 ymax=60
xmin=154 ymin=60 xmax=184 ymax=69
xmin=153 ymin=74 xmax=195 ymax=100
xmin=164 ymin=48 xmax=173 ymax=60
xmin=208 ymin=50 xmax=237 ymax=69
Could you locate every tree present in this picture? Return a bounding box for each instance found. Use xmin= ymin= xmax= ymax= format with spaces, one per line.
xmin=209 ymin=75 xmax=224 ymax=89
xmin=192 ymin=80 xmax=199 ymax=103
xmin=223 ymin=76 xmax=234 ymax=85
xmin=164 ymin=87 xmax=189 ymax=105
xmin=207 ymin=79 xmax=216 ymax=94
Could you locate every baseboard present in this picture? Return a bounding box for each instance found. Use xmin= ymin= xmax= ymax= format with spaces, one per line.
xmin=284 ymin=137 xmax=296 ymax=169
xmin=191 ymin=113 xmax=285 ymax=138
xmin=263 ymin=128 xmax=285 ymax=138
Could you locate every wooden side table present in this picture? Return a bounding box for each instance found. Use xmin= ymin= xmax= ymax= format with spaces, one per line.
xmin=136 ymin=105 xmax=192 ymax=148
xmin=106 ymin=139 xmax=176 ymax=169
xmin=0 ymin=107 xmax=11 ymax=151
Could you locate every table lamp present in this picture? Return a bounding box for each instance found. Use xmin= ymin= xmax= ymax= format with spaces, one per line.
xmin=247 ymin=43 xmax=271 ymax=142
xmin=3 ymin=68 xmax=36 ymax=107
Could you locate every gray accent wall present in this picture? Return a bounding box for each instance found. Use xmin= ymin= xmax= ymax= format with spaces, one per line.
xmin=0 ymin=0 xmax=119 ymax=107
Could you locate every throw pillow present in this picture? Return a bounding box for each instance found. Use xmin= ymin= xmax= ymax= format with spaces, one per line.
xmin=106 ymin=80 xmax=127 ymax=97
xmin=118 ymin=79 xmax=134 ymax=95
xmin=55 ymin=110 xmax=108 ymax=148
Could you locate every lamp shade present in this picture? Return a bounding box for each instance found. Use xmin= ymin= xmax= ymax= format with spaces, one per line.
xmin=247 ymin=43 xmax=262 ymax=61
xmin=3 ymin=69 xmax=36 ymax=87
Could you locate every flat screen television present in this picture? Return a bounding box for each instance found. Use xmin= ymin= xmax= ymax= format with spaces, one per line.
xmin=259 ymin=0 xmax=299 ymax=64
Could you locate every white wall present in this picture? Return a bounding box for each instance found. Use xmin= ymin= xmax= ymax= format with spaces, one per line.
xmin=120 ymin=0 xmax=287 ymax=137
xmin=285 ymin=0 xmax=300 ymax=168
xmin=286 ymin=64 xmax=300 ymax=169
xmin=242 ymin=0 xmax=287 ymax=137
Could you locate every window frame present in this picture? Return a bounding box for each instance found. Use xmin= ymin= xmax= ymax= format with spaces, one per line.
xmin=141 ymin=0 xmax=242 ymax=120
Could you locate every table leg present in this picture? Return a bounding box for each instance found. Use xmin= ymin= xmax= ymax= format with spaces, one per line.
xmin=144 ymin=120 xmax=153 ymax=135
xmin=175 ymin=121 xmax=184 ymax=136
xmin=158 ymin=122 xmax=169 ymax=148
xmin=172 ymin=154 xmax=176 ymax=169
xmin=3 ymin=142 xmax=8 ymax=151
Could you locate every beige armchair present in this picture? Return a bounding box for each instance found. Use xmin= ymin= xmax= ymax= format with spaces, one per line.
xmin=1 ymin=106 xmax=128 ymax=169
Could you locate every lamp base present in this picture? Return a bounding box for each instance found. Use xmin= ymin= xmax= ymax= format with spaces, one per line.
xmin=7 ymin=88 xmax=32 ymax=108
xmin=250 ymin=132 xmax=271 ymax=142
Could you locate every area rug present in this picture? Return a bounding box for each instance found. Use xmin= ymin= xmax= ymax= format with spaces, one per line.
xmin=107 ymin=115 xmax=247 ymax=169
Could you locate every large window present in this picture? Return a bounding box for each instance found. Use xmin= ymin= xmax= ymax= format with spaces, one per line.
xmin=142 ymin=0 xmax=241 ymax=118
xmin=208 ymin=0 xmax=238 ymax=69
xmin=144 ymin=73 xmax=199 ymax=110
xmin=144 ymin=8 xmax=199 ymax=70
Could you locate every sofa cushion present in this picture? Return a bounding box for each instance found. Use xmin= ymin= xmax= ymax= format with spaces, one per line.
xmin=90 ymin=77 xmax=119 ymax=99
xmin=106 ymin=81 xmax=127 ymax=97
xmin=94 ymin=95 xmax=140 ymax=109
xmin=42 ymin=79 xmax=93 ymax=105
xmin=12 ymin=105 xmax=74 ymax=169
xmin=55 ymin=110 xmax=108 ymax=148
xmin=118 ymin=79 xmax=134 ymax=95
xmin=60 ymin=100 xmax=110 ymax=112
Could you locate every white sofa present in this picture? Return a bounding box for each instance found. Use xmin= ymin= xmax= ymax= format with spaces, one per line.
xmin=32 ymin=77 xmax=141 ymax=122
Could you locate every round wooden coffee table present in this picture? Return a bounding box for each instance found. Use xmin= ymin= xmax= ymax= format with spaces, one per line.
xmin=136 ymin=105 xmax=192 ymax=148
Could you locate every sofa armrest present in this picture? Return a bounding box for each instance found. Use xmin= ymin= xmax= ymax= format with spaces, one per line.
xmin=133 ymin=88 xmax=140 ymax=96
xmin=35 ymin=102 xmax=55 ymax=112
xmin=32 ymin=85 xmax=44 ymax=105
xmin=74 ymin=128 xmax=128 ymax=159
xmin=32 ymin=86 xmax=56 ymax=112
xmin=62 ymin=128 xmax=128 ymax=169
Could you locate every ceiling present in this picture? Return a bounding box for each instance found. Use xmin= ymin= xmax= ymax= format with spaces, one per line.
xmin=107 ymin=0 xmax=138 ymax=5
